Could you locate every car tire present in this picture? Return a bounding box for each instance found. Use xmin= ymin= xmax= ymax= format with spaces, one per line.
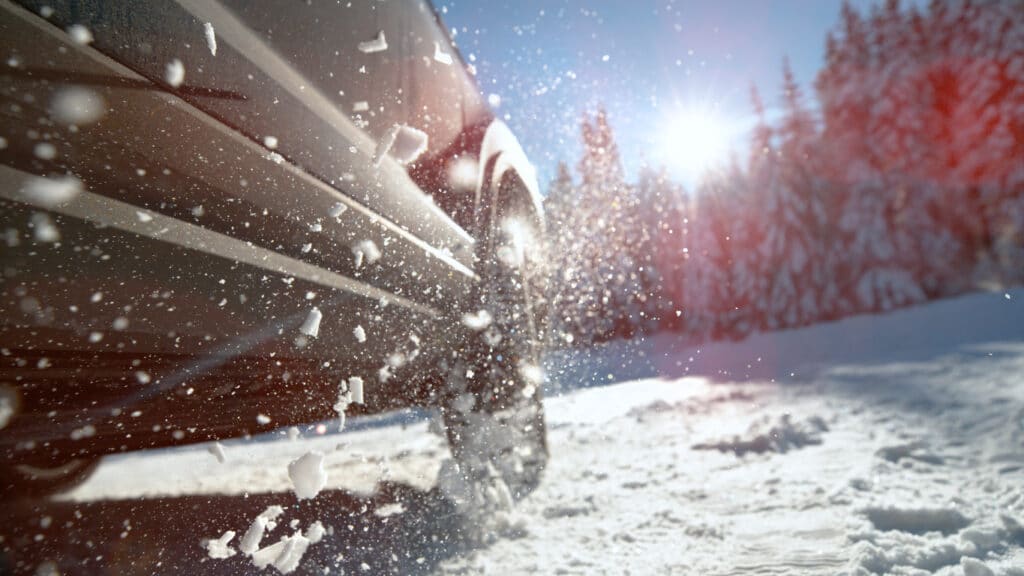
xmin=441 ymin=210 xmax=548 ymax=509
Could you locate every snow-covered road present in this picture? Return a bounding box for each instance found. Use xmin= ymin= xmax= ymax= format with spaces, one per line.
xmin=4 ymin=290 xmax=1023 ymax=575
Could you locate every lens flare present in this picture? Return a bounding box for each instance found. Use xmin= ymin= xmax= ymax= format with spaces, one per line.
xmin=657 ymin=104 xmax=733 ymax=185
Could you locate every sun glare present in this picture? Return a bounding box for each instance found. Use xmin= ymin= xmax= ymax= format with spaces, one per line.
xmin=657 ymin=105 xmax=733 ymax=185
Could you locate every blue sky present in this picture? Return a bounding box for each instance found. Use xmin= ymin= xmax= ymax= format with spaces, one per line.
xmin=441 ymin=0 xmax=882 ymax=191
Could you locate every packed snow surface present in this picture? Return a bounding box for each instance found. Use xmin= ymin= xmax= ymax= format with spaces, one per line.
xmin=34 ymin=289 xmax=1024 ymax=575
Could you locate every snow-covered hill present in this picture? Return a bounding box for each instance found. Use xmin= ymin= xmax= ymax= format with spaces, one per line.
xmin=9 ymin=289 xmax=1024 ymax=575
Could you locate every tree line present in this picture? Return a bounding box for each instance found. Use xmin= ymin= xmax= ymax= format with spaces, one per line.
xmin=542 ymin=0 xmax=1024 ymax=346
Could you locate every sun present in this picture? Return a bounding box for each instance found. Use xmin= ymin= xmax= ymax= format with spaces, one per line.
xmin=656 ymin=105 xmax=733 ymax=185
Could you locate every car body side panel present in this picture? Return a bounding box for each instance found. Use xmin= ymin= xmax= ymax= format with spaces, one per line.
xmin=0 ymin=2 xmax=476 ymax=310
xmin=12 ymin=0 xmax=477 ymax=267
xmin=0 ymin=0 xmax=544 ymax=464
xmin=0 ymin=1 xmax=478 ymax=459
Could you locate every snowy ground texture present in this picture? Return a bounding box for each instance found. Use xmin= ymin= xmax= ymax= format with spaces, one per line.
xmin=5 ymin=289 xmax=1024 ymax=575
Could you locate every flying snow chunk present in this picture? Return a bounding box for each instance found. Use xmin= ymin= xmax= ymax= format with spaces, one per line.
xmin=299 ymin=307 xmax=322 ymax=338
xmin=351 ymin=239 xmax=381 ymax=268
xmin=34 ymin=142 xmax=57 ymax=160
xmin=357 ymin=30 xmax=388 ymax=53
xmin=263 ymin=135 xmax=278 ymax=149
xmin=135 ymin=210 xmax=153 ymax=223
xmin=165 ymin=59 xmax=185 ymax=87
xmin=252 ymin=532 xmax=312 ymax=574
xmin=0 ymin=387 xmax=14 ymax=430
xmin=207 ymin=441 xmax=226 ymax=463
xmin=461 ymin=310 xmax=493 ymax=331
xmin=433 ymin=42 xmax=453 ymax=65
xmin=239 ymin=516 xmax=267 ymax=555
xmin=305 ymin=522 xmax=325 ymax=544
xmin=352 ymin=101 xmax=369 ymax=112
xmin=487 ymin=93 xmax=501 ymax=108
xmin=353 ymin=325 xmax=367 ymax=343
xmin=31 ymin=213 xmax=60 ymax=243
xmin=288 ymin=451 xmax=327 ymax=500
xmin=374 ymin=502 xmax=405 ymax=518
xmin=50 ymin=87 xmax=106 ymax=126
xmin=259 ymin=505 xmax=285 ymax=526
xmin=256 ymin=413 xmax=271 ymax=425
xmin=66 ymin=24 xmax=93 ymax=45
xmin=328 ymin=202 xmax=348 ymax=219
xmin=348 ymin=376 xmax=364 ymax=404
xmin=374 ymin=124 xmax=428 ymax=166
xmin=447 ymin=156 xmax=478 ymax=191
xmin=21 ymin=175 xmax=82 ymax=207
xmin=205 ymin=530 xmax=237 ymax=559
xmin=204 ymin=22 xmax=217 ymax=56
xmin=239 ymin=506 xmax=286 ymax=555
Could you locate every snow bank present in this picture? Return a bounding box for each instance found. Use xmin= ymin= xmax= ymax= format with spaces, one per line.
xmin=547 ymin=288 xmax=1024 ymax=391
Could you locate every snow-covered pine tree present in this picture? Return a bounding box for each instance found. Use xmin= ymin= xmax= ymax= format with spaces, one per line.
xmin=573 ymin=107 xmax=640 ymax=341
xmin=757 ymin=61 xmax=831 ymax=328
xmin=543 ymin=161 xmax=585 ymax=344
xmin=635 ymin=166 xmax=689 ymax=332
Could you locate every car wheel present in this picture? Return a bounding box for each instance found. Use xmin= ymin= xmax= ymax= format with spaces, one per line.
xmin=441 ymin=211 xmax=548 ymax=509
xmin=2 ymin=457 xmax=101 ymax=499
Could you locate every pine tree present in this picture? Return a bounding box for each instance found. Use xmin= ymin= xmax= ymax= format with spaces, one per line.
xmin=754 ymin=61 xmax=832 ymax=328
xmin=636 ymin=166 xmax=689 ymax=331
